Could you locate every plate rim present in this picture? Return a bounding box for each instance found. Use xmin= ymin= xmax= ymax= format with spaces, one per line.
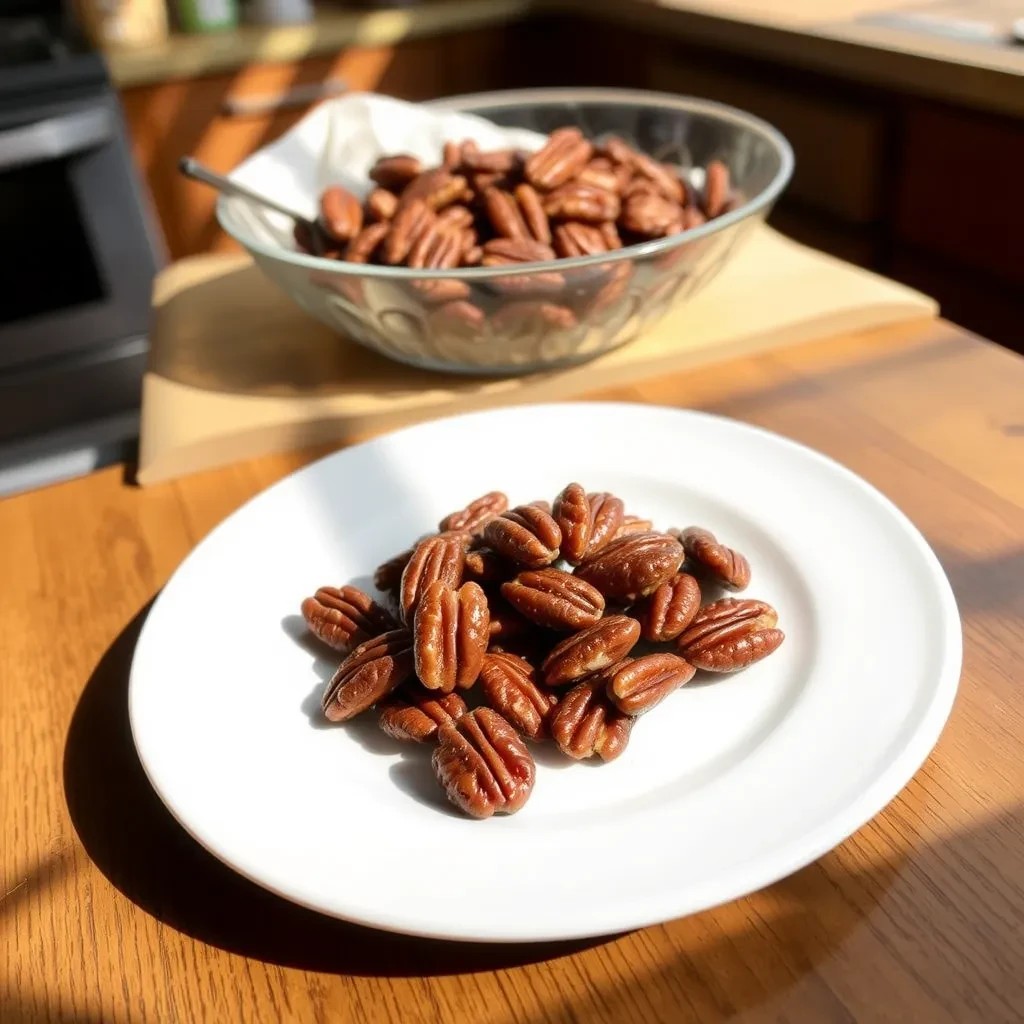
xmin=128 ymin=402 xmax=962 ymax=942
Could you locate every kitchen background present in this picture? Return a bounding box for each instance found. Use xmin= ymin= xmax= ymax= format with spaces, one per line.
xmin=2 ymin=0 xmax=1022 ymax=495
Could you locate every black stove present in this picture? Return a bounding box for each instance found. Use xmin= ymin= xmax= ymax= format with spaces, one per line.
xmin=0 ymin=0 xmax=164 ymax=492
xmin=0 ymin=6 xmax=106 ymax=101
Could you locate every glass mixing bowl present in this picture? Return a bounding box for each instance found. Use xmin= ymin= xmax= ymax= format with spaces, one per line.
xmin=218 ymin=88 xmax=793 ymax=375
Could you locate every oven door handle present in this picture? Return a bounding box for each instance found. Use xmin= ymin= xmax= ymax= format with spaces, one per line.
xmin=0 ymin=107 xmax=114 ymax=173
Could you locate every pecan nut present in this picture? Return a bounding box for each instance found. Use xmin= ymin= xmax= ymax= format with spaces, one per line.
xmin=301 ymin=584 xmax=398 ymax=652
xmin=553 ymin=482 xmax=592 ymax=564
xmin=461 ymin=146 xmax=520 ymax=173
xmin=544 ymin=183 xmax=620 ymax=223
xmin=552 ymin=222 xmax=608 ymax=258
xmin=541 ymin=614 xmax=640 ymax=686
xmin=679 ymin=526 xmax=751 ymax=591
xmin=549 ymin=674 xmax=633 ymax=762
xmin=620 ymin=192 xmax=684 ymax=238
xmin=439 ymin=490 xmax=509 ymax=534
xmin=484 ymin=187 xmax=530 ymax=240
xmin=525 ymin=127 xmax=594 ymax=190
xmin=634 ymin=572 xmax=702 ymax=642
xmin=576 ymin=531 xmax=684 ymax=601
xmin=585 ymin=492 xmax=625 ymax=557
xmin=605 ymin=653 xmax=695 ymax=716
xmin=676 ymin=598 xmax=784 ymax=671
xmin=369 ymin=154 xmax=422 ymax=192
xmin=703 ymin=160 xmax=730 ymax=218
xmin=398 ymin=532 xmax=467 ymax=622
xmin=344 ymin=221 xmax=389 ymax=264
xmin=432 ymin=708 xmax=536 ymax=818
xmin=319 ymin=185 xmax=363 ymax=243
xmin=577 ymin=160 xmax=623 ymax=193
xmin=407 ymin=222 xmax=463 ymax=270
xmin=399 ymin=168 xmax=468 ymax=212
xmin=365 ymin=187 xmax=398 ymax=222
xmin=478 ymin=652 xmax=558 ymax=740
xmin=480 ymin=237 xmax=557 ymax=265
xmin=599 ymin=136 xmax=639 ymax=167
xmin=321 ymin=629 xmax=414 ymax=723
xmin=382 ymin=198 xmax=436 ymax=265
xmin=416 ymin=278 xmax=473 ymax=305
xmin=501 ymin=568 xmax=604 ymax=631
xmin=632 ymin=152 xmax=686 ymax=204
xmin=378 ymin=687 xmax=467 ymax=742
xmin=616 ymin=514 xmax=654 ymax=538
xmin=514 ymin=183 xmax=551 ymax=244
xmin=437 ymin=204 xmax=474 ymax=230
xmin=413 ymin=580 xmax=490 ymax=692
xmin=600 ymin=221 xmax=623 ymax=249
xmin=483 ymin=504 xmax=562 ymax=569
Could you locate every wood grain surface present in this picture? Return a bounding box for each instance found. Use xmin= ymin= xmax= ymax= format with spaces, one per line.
xmin=2 ymin=319 xmax=1023 ymax=1023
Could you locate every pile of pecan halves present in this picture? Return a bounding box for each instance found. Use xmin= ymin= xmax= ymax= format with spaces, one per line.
xmin=301 ymin=486 xmax=783 ymax=819
xmin=298 ymin=128 xmax=733 ymax=285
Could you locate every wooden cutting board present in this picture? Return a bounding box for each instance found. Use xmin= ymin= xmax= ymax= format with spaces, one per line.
xmin=137 ymin=225 xmax=937 ymax=484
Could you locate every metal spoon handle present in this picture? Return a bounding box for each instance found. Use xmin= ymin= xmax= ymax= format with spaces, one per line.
xmin=178 ymin=156 xmax=312 ymax=225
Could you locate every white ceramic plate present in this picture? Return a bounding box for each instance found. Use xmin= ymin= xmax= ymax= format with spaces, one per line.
xmin=129 ymin=403 xmax=961 ymax=942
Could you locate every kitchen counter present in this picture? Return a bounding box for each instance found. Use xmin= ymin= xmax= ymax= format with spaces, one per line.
xmin=106 ymin=0 xmax=532 ymax=87
xmin=4 ymin=316 xmax=1024 ymax=1022
xmin=108 ymin=0 xmax=1024 ymax=117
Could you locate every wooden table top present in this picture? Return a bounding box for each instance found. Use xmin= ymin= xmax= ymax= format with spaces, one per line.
xmin=3 ymin=317 xmax=1023 ymax=1024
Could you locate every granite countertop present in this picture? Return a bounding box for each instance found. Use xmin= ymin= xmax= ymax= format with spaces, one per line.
xmin=108 ymin=0 xmax=1024 ymax=117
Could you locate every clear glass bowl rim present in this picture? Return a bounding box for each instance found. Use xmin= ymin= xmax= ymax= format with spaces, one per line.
xmin=216 ymin=87 xmax=795 ymax=280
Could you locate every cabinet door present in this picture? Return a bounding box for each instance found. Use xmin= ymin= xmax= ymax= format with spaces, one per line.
xmin=120 ymin=29 xmax=505 ymax=258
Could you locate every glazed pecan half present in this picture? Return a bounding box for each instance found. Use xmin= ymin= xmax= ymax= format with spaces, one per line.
xmin=553 ymin=482 xmax=592 ymax=564
xmin=369 ymin=154 xmax=422 ymax=192
xmin=301 ymin=584 xmax=398 ymax=653
xmin=321 ymin=629 xmax=414 ymax=723
xmin=525 ymin=127 xmax=594 ymax=190
xmin=676 ymin=598 xmax=783 ymax=671
xmin=438 ymin=490 xmax=509 ymax=534
xmin=549 ymin=673 xmax=633 ymax=762
xmin=585 ymin=492 xmax=625 ymax=557
xmin=679 ymin=526 xmax=751 ymax=591
xmin=514 ymin=183 xmax=551 ymax=244
xmin=432 ymin=708 xmax=536 ymax=818
xmin=634 ymin=572 xmax=702 ymax=642
xmin=575 ymin=531 xmax=684 ymax=601
xmin=398 ymin=532 xmax=467 ymax=622
xmin=478 ymin=652 xmax=558 ymax=740
xmin=703 ymin=160 xmax=731 ymax=218
xmin=382 ymin=198 xmax=435 ymax=265
xmin=619 ymin=192 xmax=684 ymax=238
xmin=605 ymin=653 xmax=695 ymax=716
xmin=501 ymin=568 xmax=605 ymax=631
xmin=483 ymin=504 xmax=562 ymax=569
xmin=319 ymin=185 xmax=363 ymax=243
xmin=542 ymin=614 xmax=641 ymax=687
xmin=378 ymin=687 xmax=467 ymax=743
xmin=413 ymin=580 xmax=490 ymax=692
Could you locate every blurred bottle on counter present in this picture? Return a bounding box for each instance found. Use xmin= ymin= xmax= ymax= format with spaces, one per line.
xmin=247 ymin=0 xmax=314 ymax=24
xmin=174 ymin=0 xmax=239 ymax=32
xmin=76 ymin=0 xmax=170 ymax=49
